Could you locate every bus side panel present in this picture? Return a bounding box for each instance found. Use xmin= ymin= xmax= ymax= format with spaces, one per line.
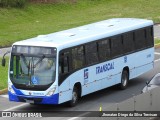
xmin=58 ymin=48 xmax=154 ymax=103
xmin=59 ymin=69 xmax=84 ymax=104
xmin=82 ymin=80 xmax=101 ymax=95
xmin=59 ymin=90 xmax=72 ymax=104
xmin=82 ymin=60 xmax=117 ymax=96
xmin=101 ymin=77 xmax=114 ymax=89
xmin=59 ymin=79 xmax=72 ymax=104
xmin=82 ymin=67 xmax=102 ymax=95
xmin=130 ymin=47 xmax=154 ymax=79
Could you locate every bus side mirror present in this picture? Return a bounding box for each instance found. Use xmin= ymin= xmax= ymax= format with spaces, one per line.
xmin=2 ymin=58 xmax=6 ymax=67
xmin=1 ymin=50 xmax=10 ymax=67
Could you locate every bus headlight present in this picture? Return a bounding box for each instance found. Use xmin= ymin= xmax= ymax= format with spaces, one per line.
xmin=46 ymin=87 xmax=56 ymax=96
xmin=8 ymin=86 xmax=15 ymax=94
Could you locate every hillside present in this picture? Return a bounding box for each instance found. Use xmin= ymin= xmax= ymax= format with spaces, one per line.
xmin=0 ymin=0 xmax=160 ymax=47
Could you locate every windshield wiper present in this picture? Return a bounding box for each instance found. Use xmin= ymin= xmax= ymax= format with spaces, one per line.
xmin=20 ymin=54 xmax=32 ymax=85
xmin=33 ymin=54 xmax=45 ymax=68
xmin=20 ymin=54 xmax=29 ymax=68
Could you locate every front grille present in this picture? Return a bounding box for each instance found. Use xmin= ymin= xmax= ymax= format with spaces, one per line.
xmin=18 ymin=96 xmax=43 ymax=103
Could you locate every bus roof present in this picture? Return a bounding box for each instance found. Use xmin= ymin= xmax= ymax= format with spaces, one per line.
xmin=13 ymin=18 xmax=153 ymax=50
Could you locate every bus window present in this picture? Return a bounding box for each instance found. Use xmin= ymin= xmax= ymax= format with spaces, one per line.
xmin=72 ymin=46 xmax=84 ymax=70
xmin=111 ymin=35 xmax=123 ymax=57
xmin=98 ymin=39 xmax=110 ymax=61
xmin=85 ymin=42 xmax=98 ymax=65
xmin=134 ymin=29 xmax=146 ymax=49
xmin=59 ymin=52 xmax=69 ymax=74
xmin=146 ymin=27 xmax=154 ymax=47
xmin=123 ymin=32 xmax=135 ymax=53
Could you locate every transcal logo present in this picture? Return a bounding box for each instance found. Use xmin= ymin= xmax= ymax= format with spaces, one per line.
xmin=84 ymin=68 xmax=89 ymax=84
xmin=84 ymin=69 xmax=89 ymax=79
xmin=96 ymin=62 xmax=114 ymax=74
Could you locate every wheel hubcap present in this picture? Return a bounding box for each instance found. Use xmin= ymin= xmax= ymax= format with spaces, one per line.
xmin=72 ymin=91 xmax=77 ymax=104
xmin=122 ymin=74 xmax=127 ymax=87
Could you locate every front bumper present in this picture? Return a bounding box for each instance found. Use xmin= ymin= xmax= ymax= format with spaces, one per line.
xmin=8 ymin=91 xmax=59 ymax=104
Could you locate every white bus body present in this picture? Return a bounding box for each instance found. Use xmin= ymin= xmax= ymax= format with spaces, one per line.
xmin=8 ymin=18 xmax=154 ymax=106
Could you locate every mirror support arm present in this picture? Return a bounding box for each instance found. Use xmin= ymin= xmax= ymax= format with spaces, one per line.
xmin=2 ymin=51 xmax=11 ymax=66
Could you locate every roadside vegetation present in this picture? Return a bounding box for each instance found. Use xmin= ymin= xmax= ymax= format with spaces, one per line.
xmin=0 ymin=0 xmax=26 ymax=8
xmin=155 ymin=39 xmax=160 ymax=45
xmin=0 ymin=0 xmax=160 ymax=47
xmin=0 ymin=57 xmax=8 ymax=90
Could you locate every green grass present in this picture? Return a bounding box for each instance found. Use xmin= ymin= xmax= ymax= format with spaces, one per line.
xmin=0 ymin=57 xmax=8 ymax=90
xmin=0 ymin=0 xmax=160 ymax=47
xmin=155 ymin=39 xmax=160 ymax=45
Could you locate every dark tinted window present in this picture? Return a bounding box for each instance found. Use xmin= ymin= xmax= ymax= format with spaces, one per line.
xmin=134 ymin=29 xmax=146 ymax=49
xmin=85 ymin=42 xmax=98 ymax=65
xmin=59 ymin=52 xmax=69 ymax=74
xmin=111 ymin=35 xmax=123 ymax=57
xmin=123 ymin=32 xmax=135 ymax=53
xmin=98 ymin=39 xmax=111 ymax=61
xmin=146 ymin=27 xmax=154 ymax=47
xmin=72 ymin=46 xmax=85 ymax=70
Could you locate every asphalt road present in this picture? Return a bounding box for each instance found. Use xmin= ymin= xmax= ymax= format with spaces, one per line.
xmin=0 ymin=48 xmax=160 ymax=120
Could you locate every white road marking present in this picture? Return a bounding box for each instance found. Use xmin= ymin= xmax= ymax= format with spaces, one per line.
xmin=1 ymin=95 xmax=8 ymax=98
xmin=3 ymin=103 xmax=28 ymax=111
xmin=155 ymin=58 xmax=160 ymax=62
xmin=154 ymin=52 xmax=160 ymax=55
xmin=67 ymin=112 xmax=91 ymax=120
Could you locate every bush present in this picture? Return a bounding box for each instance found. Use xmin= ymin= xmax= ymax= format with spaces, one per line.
xmin=0 ymin=0 xmax=26 ymax=8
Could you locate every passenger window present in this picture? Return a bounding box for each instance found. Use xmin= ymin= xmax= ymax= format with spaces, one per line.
xmin=72 ymin=46 xmax=84 ymax=70
xmin=146 ymin=27 xmax=154 ymax=47
xmin=111 ymin=35 xmax=123 ymax=57
xmin=134 ymin=29 xmax=146 ymax=49
xmin=98 ymin=39 xmax=110 ymax=61
xmin=59 ymin=52 xmax=69 ymax=74
xmin=123 ymin=32 xmax=135 ymax=53
xmin=85 ymin=42 xmax=98 ymax=65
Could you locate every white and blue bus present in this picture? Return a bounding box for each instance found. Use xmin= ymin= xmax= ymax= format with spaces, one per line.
xmin=2 ymin=18 xmax=154 ymax=106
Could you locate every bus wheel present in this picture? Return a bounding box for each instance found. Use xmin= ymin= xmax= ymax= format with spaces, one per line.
xmin=120 ymin=70 xmax=129 ymax=90
xmin=68 ymin=86 xmax=78 ymax=107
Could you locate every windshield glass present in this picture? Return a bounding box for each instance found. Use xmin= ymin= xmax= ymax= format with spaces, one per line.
xmin=10 ymin=46 xmax=56 ymax=90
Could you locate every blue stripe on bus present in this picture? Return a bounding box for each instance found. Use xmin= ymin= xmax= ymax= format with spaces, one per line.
xmin=12 ymin=85 xmax=25 ymax=95
xmin=8 ymin=91 xmax=20 ymax=102
xmin=8 ymin=91 xmax=59 ymax=104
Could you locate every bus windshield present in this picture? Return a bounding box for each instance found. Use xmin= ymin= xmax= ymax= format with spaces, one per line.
xmin=9 ymin=46 xmax=56 ymax=90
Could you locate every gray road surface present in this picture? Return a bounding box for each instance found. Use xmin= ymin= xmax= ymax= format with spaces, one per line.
xmin=154 ymin=24 xmax=160 ymax=39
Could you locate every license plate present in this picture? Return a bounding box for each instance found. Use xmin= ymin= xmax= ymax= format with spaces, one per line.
xmin=25 ymin=99 xmax=34 ymax=104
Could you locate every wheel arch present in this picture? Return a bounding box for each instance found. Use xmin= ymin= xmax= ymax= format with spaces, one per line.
xmin=73 ymin=82 xmax=82 ymax=98
xmin=123 ymin=66 xmax=130 ymax=79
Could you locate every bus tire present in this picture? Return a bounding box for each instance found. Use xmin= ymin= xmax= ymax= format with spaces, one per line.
xmin=68 ymin=86 xmax=79 ymax=107
xmin=120 ymin=70 xmax=129 ymax=90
